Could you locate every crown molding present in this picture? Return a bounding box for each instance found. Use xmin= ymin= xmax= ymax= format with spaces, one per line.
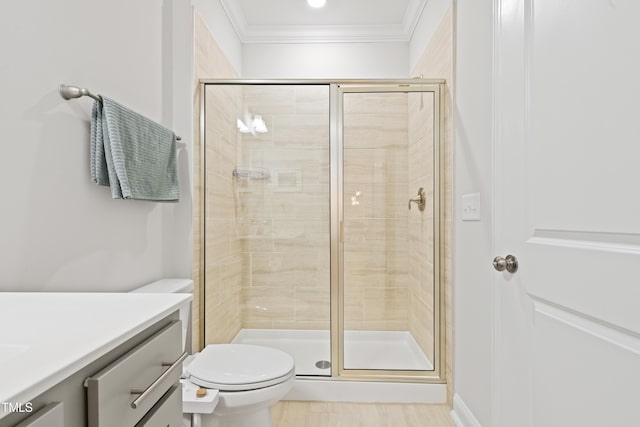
xmin=219 ymin=0 xmax=428 ymax=44
xmin=242 ymin=24 xmax=410 ymax=44
xmin=219 ymin=0 xmax=249 ymax=41
xmin=403 ymin=0 xmax=429 ymax=38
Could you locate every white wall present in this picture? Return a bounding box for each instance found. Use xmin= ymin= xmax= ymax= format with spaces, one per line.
xmin=193 ymin=0 xmax=243 ymax=76
xmin=242 ymin=42 xmax=409 ymax=79
xmin=452 ymin=0 xmax=495 ymax=425
xmin=409 ymin=0 xmax=453 ymax=72
xmin=194 ymin=1 xmax=409 ymax=79
xmin=0 ymin=0 xmax=193 ymax=291
xmin=165 ymin=0 xmax=196 ymax=282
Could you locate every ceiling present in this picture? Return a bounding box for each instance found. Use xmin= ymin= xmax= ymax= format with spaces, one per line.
xmin=219 ymin=0 xmax=429 ymax=43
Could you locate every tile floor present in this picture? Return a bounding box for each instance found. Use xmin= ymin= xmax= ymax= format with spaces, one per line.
xmin=272 ymin=401 xmax=455 ymax=427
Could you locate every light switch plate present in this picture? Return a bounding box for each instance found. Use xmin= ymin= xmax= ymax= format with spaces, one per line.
xmin=462 ymin=193 xmax=481 ymax=221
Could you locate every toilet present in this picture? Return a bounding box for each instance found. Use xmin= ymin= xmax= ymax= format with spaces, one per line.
xmin=131 ymin=279 xmax=295 ymax=427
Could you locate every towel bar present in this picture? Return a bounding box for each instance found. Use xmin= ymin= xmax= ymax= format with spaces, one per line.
xmin=58 ymin=84 xmax=182 ymax=141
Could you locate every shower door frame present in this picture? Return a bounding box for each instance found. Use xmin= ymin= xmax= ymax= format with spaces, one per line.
xmin=332 ymin=82 xmax=446 ymax=383
xmin=198 ymin=79 xmax=446 ymax=384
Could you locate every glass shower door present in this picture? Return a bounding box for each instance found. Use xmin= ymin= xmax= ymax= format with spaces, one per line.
xmin=202 ymin=83 xmax=332 ymax=376
xmin=338 ymin=85 xmax=440 ymax=374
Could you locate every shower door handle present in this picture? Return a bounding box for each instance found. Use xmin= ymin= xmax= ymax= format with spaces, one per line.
xmin=408 ymin=187 xmax=426 ymax=211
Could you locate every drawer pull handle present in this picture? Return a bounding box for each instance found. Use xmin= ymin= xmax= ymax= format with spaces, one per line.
xmin=130 ymin=352 xmax=188 ymax=409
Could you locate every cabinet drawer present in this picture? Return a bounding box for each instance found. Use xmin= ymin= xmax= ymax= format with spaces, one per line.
xmin=135 ymin=385 xmax=182 ymax=427
xmin=13 ymin=402 xmax=63 ymax=427
xmin=86 ymin=321 xmax=183 ymax=427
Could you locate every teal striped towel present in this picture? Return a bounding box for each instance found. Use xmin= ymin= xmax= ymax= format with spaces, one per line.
xmin=90 ymin=97 xmax=180 ymax=201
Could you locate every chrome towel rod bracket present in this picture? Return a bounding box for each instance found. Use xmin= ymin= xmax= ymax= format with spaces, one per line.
xmin=58 ymin=84 xmax=182 ymax=141
xmin=59 ymin=84 xmax=102 ymax=103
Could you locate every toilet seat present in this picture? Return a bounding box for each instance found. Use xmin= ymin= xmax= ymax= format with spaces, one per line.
xmin=187 ymin=344 xmax=295 ymax=391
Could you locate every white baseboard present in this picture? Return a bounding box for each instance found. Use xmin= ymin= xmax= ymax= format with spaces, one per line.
xmin=450 ymin=394 xmax=482 ymax=427
xmin=285 ymin=379 xmax=447 ymax=403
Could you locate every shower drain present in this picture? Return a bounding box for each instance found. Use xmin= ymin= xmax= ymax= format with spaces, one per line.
xmin=315 ymin=360 xmax=331 ymax=369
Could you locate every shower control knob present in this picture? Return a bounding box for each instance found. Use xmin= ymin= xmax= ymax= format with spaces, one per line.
xmin=492 ymin=255 xmax=518 ymax=273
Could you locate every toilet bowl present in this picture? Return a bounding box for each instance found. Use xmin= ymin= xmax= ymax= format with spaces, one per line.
xmin=131 ymin=279 xmax=295 ymax=427
xmin=185 ymin=344 xmax=295 ymax=427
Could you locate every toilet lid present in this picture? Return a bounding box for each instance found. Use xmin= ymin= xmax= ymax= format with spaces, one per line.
xmin=187 ymin=344 xmax=295 ymax=391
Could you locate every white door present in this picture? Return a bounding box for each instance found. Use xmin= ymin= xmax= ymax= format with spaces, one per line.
xmin=494 ymin=1 xmax=640 ymax=426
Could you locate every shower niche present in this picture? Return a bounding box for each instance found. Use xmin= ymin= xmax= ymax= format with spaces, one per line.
xmin=198 ymin=80 xmax=445 ymax=384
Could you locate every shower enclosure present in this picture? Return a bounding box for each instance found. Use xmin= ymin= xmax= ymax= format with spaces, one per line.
xmin=198 ymin=80 xmax=445 ymax=386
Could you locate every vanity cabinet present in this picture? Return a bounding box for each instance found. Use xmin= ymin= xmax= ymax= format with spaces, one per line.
xmin=13 ymin=403 xmax=64 ymax=427
xmin=86 ymin=320 xmax=184 ymax=427
xmin=0 ymin=312 xmax=183 ymax=427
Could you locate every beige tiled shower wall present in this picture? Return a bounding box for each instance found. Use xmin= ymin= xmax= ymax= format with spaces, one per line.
xmin=407 ymin=91 xmax=436 ymax=363
xmin=237 ymin=86 xmax=332 ymax=330
xmin=342 ymin=92 xmax=410 ymax=331
xmin=411 ymin=6 xmax=453 ymax=403
xmin=203 ymin=84 xmax=243 ymax=344
xmin=193 ymin=12 xmax=241 ymax=350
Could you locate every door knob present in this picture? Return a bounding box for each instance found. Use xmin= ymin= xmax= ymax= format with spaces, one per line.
xmin=493 ymin=255 xmax=518 ymax=273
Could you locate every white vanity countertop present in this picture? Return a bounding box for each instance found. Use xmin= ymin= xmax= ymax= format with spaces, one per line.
xmin=0 ymin=292 xmax=191 ymax=418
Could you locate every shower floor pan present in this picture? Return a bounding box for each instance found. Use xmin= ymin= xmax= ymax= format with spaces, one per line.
xmin=232 ymin=329 xmax=433 ymax=375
